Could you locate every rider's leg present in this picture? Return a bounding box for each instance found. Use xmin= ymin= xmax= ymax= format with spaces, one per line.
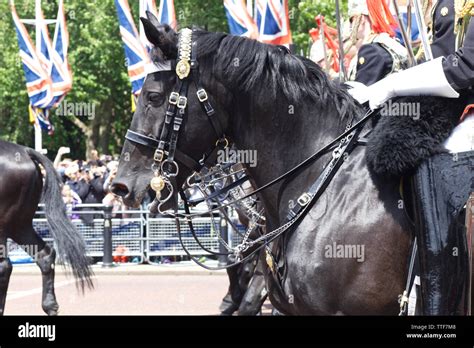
xmin=412 ymin=150 xmax=474 ymax=315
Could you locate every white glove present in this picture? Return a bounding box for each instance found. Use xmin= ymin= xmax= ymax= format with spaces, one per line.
xmin=345 ymin=81 xmax=371 ymax=105
xmin=346 ymin=57 xmax=459 ymax=110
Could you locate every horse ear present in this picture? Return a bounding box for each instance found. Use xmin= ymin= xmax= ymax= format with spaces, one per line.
xmin=145 ymin=10 xmax=161 ymax=28
xmin=140 ymin=17 xmax=178 ymax=59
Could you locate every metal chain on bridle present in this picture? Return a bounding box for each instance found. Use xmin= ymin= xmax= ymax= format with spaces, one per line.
xmin=124 ymin=27 xmax=376 ymax=271
xmin=182 ymin=161 xmax=264 ymax=256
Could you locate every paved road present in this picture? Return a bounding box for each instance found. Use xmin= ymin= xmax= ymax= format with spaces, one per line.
xmin=5 ymin=264 xmax=233 ymax=315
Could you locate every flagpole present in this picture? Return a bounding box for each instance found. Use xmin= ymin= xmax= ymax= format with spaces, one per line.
xmin=34 ymin=0 xmax=43 ymax=153
xmin=20 ymin=0 xmax=56 ymax=154
xmin=319 ymin=16 xmax=330 ymax=75
xmin=139 ymin=0 xmax=145 ymax=39
xmin=334 ymin=0 xmax=347 ymax=82
xmin=247 ymin=0 xmax=253 ymax=17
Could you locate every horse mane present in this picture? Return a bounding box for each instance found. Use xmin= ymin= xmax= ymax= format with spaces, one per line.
xmin=193 ymin=31 xmax=362 ymax=121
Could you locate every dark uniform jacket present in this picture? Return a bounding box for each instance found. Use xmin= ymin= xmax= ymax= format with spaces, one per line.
xmin=355 ymin=43 xmax=394 ymax=85
xmin=356 ymin=0 xmax=474 ymax=96
xmin=433 ymin=0 xmax=474 ymax=101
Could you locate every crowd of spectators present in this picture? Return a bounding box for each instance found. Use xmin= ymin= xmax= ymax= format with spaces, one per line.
xmin=54 ymin=147 xmax=126 ymax=220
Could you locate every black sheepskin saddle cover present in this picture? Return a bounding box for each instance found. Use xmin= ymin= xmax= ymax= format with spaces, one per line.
xmin=366 ymin=95 xmax=467 ymax=177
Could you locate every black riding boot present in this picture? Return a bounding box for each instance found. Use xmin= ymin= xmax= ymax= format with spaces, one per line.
xmin=412 ymin=151 xmax=474 ymax=315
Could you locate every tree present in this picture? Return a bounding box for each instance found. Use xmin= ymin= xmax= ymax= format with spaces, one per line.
xmin=0 ymin=0 xmax=132 ymax=159
xmin=0 ymin=0 xmax=342 ymax=160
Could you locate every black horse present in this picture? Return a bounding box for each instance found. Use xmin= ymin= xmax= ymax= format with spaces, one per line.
xmin=112 ymin=17 xmax=415 ymax=315
xmin=0 ymin=140 xmax=93 ymax=315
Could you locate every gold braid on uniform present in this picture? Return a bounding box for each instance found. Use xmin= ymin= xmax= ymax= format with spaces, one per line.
xmin=423 ymin=0 xmax=434 ymax=28
xmin=347 ymin=14 xmax=362 ymax=53
xmin=455 ymin=0 xmax=474 ymax=18
xmin=416 ymin=0 xmax=435 ymax=61
xmin=455 ymin=0 xmax=474 ymax=33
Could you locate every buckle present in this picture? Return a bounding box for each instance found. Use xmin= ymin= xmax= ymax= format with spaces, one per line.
xmin=197 ymin=89 xmax=208 ymax=102
xmin=297 ymin=193 xmax=311 ymax=207
xmin=154 ymin=149 xmax=164 ymax=162
xmin=169 ymin=92 xmax=179 ymax=105
xmin=177 ymin=96 xmax=187 ymax=109
xmin=215 ymin=137 xmax=229 ymax=148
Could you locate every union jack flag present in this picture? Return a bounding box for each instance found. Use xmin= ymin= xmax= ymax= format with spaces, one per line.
xmin=157 ymin=0 xmax=177 ymax=30
xmin=224 ymin=0 xmax=258 ymax=38
xmin=255 ymin=0 xmax=264 ymax=30
xmin=11 ymin=2 xmax=53 ymax=110
xmin=138 ymin=0 xmax=177 ymax=52
xmin=49 ymin=0 xmax=72 ymax=107
xmin=255 ymin=0 xmax=292 ymax=46
xmin=11 ymin=0 xmax=72 ymax=133
xmin=139 ymin=0 xmax=159 ymax=52
xmin=115 ymin=0 xmax=150 ymax=95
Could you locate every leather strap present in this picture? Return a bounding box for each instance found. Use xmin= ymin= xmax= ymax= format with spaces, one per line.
xmin=125 ymin=130 xmax=159 ymax=148
xmin=187 ymin=175 xmax=250 ymax=205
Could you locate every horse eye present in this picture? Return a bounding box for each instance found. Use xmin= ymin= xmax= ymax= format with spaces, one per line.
xmin=148 ymin=92 xmax=164 ymax=106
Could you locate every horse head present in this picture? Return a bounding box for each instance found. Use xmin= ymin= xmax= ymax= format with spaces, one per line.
xmin=111 ymin=12 xmax=232 ymax=210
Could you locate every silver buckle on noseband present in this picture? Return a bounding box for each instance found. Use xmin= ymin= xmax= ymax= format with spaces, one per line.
xmin=177 ymin=96 xmax=188 ymax=109
xmin=169 ymin=92 xmax=179 ymax=105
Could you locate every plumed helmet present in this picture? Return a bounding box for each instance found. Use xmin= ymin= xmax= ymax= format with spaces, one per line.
xmin=348 ymin=0 xmax=369 ymax=17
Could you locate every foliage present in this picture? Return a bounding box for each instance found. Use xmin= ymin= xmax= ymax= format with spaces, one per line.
xmin=0 ymin=0 xmax=341 ymax=159
xmin=289 ymin=0 xmax=346 ymax=56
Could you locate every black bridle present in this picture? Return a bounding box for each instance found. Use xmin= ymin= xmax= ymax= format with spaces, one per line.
xmin=125 ymin=28 xmax=228 ymax=189
xmin=123 ymin=27 xmax=376 ymax=270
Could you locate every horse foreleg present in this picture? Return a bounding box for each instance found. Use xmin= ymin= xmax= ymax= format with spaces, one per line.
xmin=238 ymin=259 xmax=267 ymax=315
xmin=219 ymin=263 xmax=243 ymax=315
xmin=0 ymin=255 xmax=13 ymax=316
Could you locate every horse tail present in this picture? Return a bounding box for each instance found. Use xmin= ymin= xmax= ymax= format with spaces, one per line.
xmin=26 ymin=148 xmax=94 ymax=291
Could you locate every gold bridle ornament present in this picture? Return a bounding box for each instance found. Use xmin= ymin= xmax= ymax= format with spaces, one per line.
xmin=150 ymin=175 xmax=166 ymax=192
xmin=175 ymin=28 xmax=193 ymax=80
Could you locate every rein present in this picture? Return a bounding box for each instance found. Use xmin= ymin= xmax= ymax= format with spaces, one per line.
xmin=174 ymin=113 xmax=370 ymax=270
xmin=123 ymin=27 xmax=376 ymax=270
xmin=172 ymin=109 xmax=374 ymax=219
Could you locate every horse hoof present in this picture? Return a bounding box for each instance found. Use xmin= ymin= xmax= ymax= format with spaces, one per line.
xmin=43 ymin=303 xmax=59 ymax=316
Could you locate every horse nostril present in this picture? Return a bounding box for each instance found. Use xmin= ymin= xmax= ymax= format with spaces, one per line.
xmin=111 ymin=183 xmax=129 ymax=198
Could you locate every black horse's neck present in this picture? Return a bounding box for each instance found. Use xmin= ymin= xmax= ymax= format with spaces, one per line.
xmin=229 ymin=90 xmax=353 ymax=225
xmin=196 ymin=32 xmax=361 ymax=224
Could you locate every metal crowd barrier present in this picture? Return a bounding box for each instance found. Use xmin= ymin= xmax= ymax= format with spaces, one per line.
xmin=33 ymin=204 xmax=145 ymax=264
xmin=146 ymin=216 xmax=221 ymax=257
xmin=23 ymin=204 xmax=246 ymax=265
